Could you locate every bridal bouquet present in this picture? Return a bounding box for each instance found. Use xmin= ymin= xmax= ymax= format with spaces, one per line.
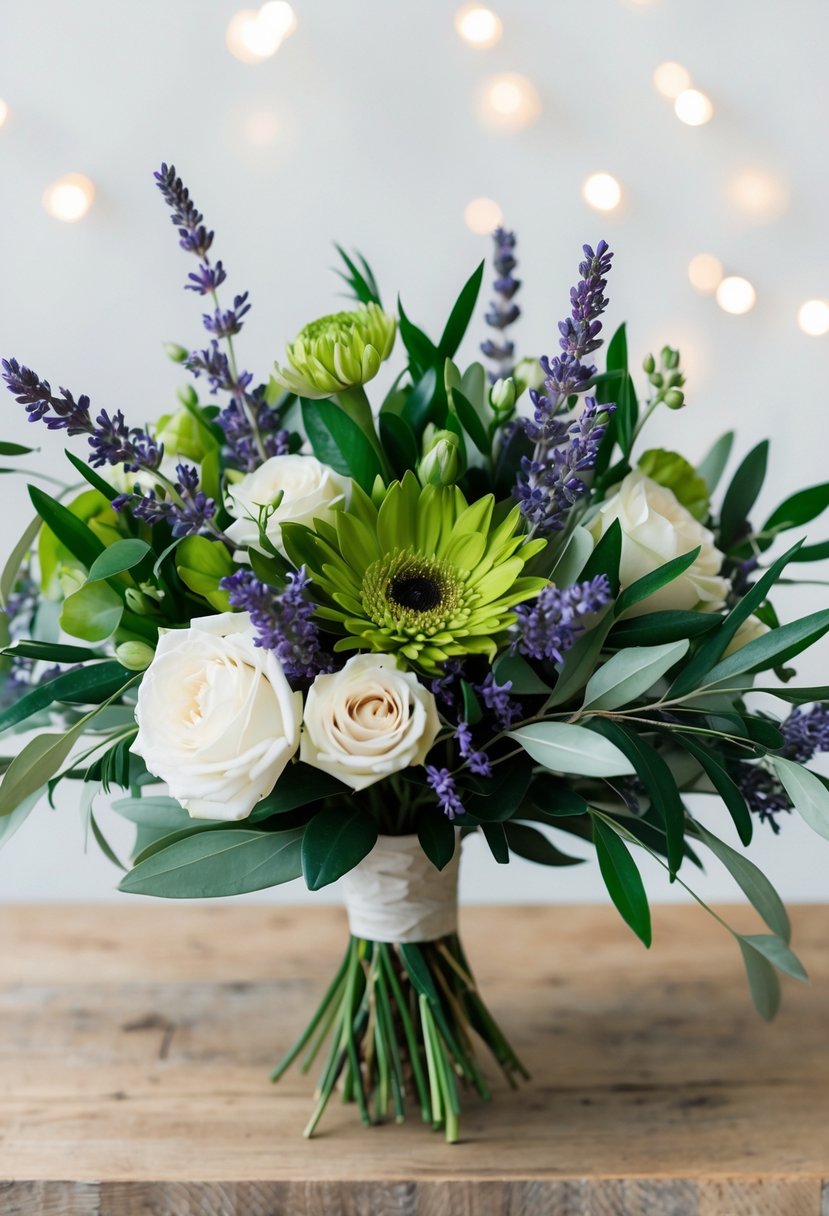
xmin=2 ymin=163 xmax=829 ymax=1143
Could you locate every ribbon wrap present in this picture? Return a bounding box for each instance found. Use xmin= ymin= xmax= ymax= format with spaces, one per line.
xmin=342 ymin=833 xmax=460 ymax=944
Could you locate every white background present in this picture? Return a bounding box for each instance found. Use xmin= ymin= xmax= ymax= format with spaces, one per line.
xmin=0 ymin=0 xmax=827 ymax=906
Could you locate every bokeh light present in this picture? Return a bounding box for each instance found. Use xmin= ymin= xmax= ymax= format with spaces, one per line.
xmin=42 ymin=173 xmax=95 ymax=223
xmin=716 ymin=276 xmax=756 ymax=315
xmin=726 ymin=169 xmax=789 ymax=221
xmin=688 ymin=253 xmax=724 ymax=294
xmin=479 ymin=73 xmax=541 ymax=131
xmin=0 ymin=99 xmax=9 ymax=129
xmin=464 ymin=197 xmax=503 ymax=234
xmin=797 ymin=299 xmax=829 ymax=337
xmin=582 ymin=173 xmax=622 ymax=212
xmin=674 ymin=88 xmax=713 ymax=126
xmin=454 ymin=4 xmax=503 ymax=48
xmin=226 ymin=3 xmax=295 ymax=63
xmin=243 ymin=108 xmax=280 ymax=148
xmin=653 ymin=62 xmax=692 ymax=100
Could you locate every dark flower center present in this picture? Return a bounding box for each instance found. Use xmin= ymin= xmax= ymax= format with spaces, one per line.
xmin=387 ymin=573 xmax=443 ymax=613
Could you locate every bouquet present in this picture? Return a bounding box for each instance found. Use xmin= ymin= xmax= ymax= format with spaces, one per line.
xmin=2 ymin=163 xmax=829 ymax=1144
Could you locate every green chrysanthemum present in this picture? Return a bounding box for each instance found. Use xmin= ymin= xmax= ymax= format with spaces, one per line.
xmin=271 ymin=303 xmax=396 ymax=400
xmin=281 ymin=472 xmax=548 ymax=674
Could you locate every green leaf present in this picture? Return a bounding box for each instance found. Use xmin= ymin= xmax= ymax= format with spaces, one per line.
xmin=176 ymin=535 xmax=235 ymax=611
xmin=398 ymin=297 xmax=438 ymax=379
xmin=509 ymin=722 xmax=635 ymax=779
xmin=450 ymin=387 xmax=489 ymax=454
xmin=378 ymin=411 xmax=419 ymax=476
xmin=771 ymin=756 xmax=829 ymax=841
xmin=738 ymin=939 xmax=781 ymax=1020
xmin=28 ymin=483 xmax=105 ymax=570
xmin=64 ymin=450 xmax=120 ymax=502
xmin=402 ymin=366 xmax=439 ymax=434
xmin=603 ymin=325 xmax=637 ymax=457
xmin=504 ymin=822 xmax=583 ymax=866
xmin=0 ymin=660 xmax=129 ymax=732
xmin=546 ymin=615 xmax=614 ymax=707
xmin=614 ymin=549 xmax=701 ymax=618
xmin=301 ymin=399 xmax=381 ymax=492
xmin=738 ymin=933 xmax=808 ymax=984
xmin=0 ymin=441 xmax=35 ymax=456
xmin=696 ymin=824 xmax=789 ymax=941
xmin=703 ymin=609 xmax=829 ymax=685
xmin=460 ymin=679 xmax=483 ymax=725
xmin=638 ymin=450 xmax=709 ymax=520
xmin=438 ymin=261 xmax=485 ymax=359
xmin=609 ymin=610 xmax=720 ymax=648
xmin=678 ymin=735 xmax=752 ymax=845
xmin=112 ymin=795 xmax=190 ymax=830
xmin=301 ymin=804 xmax=378 ymax=890
xmin=1 ymin=640 xmax=103 ymax=664
xmin=333 ymin=244 xmax=382 ymax=306
xmin=580 ymin=518 xmax=623 ymax=597
xmin=249 ymin=764 xmax=348 ymax=822
xmin=480 ymin=821 xmax=509 ymax=863
xmin=417 ymin=808 xmax=456 ymax=871
xmin=60 ymin=580 xmax=123 ymax=642
xmin=719 ymin=439 xmax=769 ymax=550
xmin=754 ymin=684 xmax=829 ymax=704
xmin=87 ymin=538 xmax=152 ymax=582
xmin=760 ymin=482 xmax=829 ymax=548
xmin=0 ymin=515 xmax=42 ymax=609
xmin=491 ymin=653 xmax=552 ymax=695
xmin=118 ymin=828 xmax=304 ymax=897
xmin=592 ymin=817 xmax=652 ymax=946
xmin=696 ymin=431 xmax=734 ymax=495
xmin=547 ymin=525 xmax=595 ymax=586
xmin=591 ymin=720 xmax=685 ymax=877
xmin=790 ymin=539 xmax=829 ymax=563
xmin=463 ymin=759 xmax=532 ymax=822
xmin=582 ymin=639 xmax=689 ymax=711
xmin=0 ymin=723 xmax=86 ymax=816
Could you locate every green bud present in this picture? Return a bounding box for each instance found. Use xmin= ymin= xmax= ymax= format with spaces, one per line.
xmin=513 ymin=357 xmax=546 ymax=396
xmin=489 ymin=377 xmax=516 ymax=413
xmin=642 ymin=353 xmax=656 ymax=375
xmin=661 ymin=345 xmax=680 ymax=370
xmin=664 ymin=388 xmax=685 ymax=409
xmin=163 ymin=342 xmax=190 ymax=365
xmin=418 ymin=430 xmax=462 ymax=487
xmin=648 ymin=372 xmax=664 ymax=389
xmin=115 ymin=641 xmax=156 ymax=671
xmin=176 ymin=384 xmax=199 ymax=408
xmin=124 ymin=587 xmax=152 ymax=615
xmin=667 ymin=371 xmax=685 ymax=389
xmin=156 ymin=407 xmax=211 ymax=463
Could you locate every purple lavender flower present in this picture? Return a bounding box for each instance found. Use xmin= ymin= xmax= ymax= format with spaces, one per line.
xmin=514 ymin=242 xmax=616 ymax=534
xmin=113 ymin=462 xmax=217 ymax=539
xmin=514 ymin=574 xmax=612 ymax=663
xmin=733 ymin=764 xmax=792 ymax=835
xmin=185 ymin=261 xmax=227 ymax=296
xmin=426 ymin=765 xmax=465 ymax=820
xmin=481 ymin=227 xmax=521 ymax=383
xmin=430 ymin=659 xmax=465 ymax=710
xmin=455 ymin=721 xmax=493 ymax=778
xmin=780 ymin=704 xmax=829 ymax=762
xmin=220 ymin=566 xmax=332 ymax=681
xmin=203 ymin=293 xmax=251 ymax=339
xmin=476 ymin=672 xmax=522 ymax=729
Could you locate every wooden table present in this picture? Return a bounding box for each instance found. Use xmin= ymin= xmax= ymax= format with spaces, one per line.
xmin=1 ymin=904 xmax=827 ymax=1215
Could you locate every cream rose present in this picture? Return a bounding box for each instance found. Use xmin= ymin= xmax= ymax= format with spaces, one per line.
xmin=225 ymin=454 xmax=350 ymax=558
xmin=589 ymin=470 xmax=729 ymax=616
xmin=300 ymin=654 xmax=440 ymax=791
xmin=132 ymin=612 xmax=301 ymax=821
xmin=723 ymin=613 xmax=771 ymax=657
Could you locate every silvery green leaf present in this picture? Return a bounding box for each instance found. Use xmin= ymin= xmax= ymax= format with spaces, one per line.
xmin=582 ymin=639 xmax=689 ymax=711
xmin=738 ymin=938 xmax=781 ymax=1021
xmin=696 ymin=824 xmax=790 ymax=942
xmin=771 ymin=756 xmax=829 ymax=841
xmin=738 ymin=932 xmax=808 ymax=984
xmin=509 ymin=722 xmax=635 ymax=778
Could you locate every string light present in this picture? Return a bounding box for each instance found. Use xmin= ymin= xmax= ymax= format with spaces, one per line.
xmin=42 ymin=174 xmax=96 ymax=223
xmin=464 ymin=197 xmax=503 ymax=234
xmin=582 ymin=173 xmax=622 ymax=212
xmin=688 ymin=254 xmax=723 ymax=295
xmin=797 ymin=300 xmax=829 ymax=337
xmin=716 ymin=276 xmax=756 ymax=316
xmin=653 ymin=62 xmax=691 ymax=100
xmin=674 ymin=88 xmax=713 ymax=126
xmin=226 ymin=2 xmax=295 ymax=63
xmin=455 ymin=4 xmax=502 ymax=48
xmin=479 ymin=74 xmax=541 ymax=131
xmin=0 ymin=99 xmax=9 ymax=129
xmin=726 ymin=169 xmax=789 ymax=221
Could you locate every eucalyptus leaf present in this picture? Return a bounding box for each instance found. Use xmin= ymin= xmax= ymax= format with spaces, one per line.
xmin=678 ymin=734 xmax=752 ymax=845
xmin=738 ymin=932 xmax=808 ymax=984
xmin=302 ymin=804 xmax=377 ymax=890
xmin=249 ymin=763 xmax=349 ymax=821
xmin=480 ymin=821 xmax=509 ymax=863
xmin=28 ymin=483 xmax=105 ymax=570
xmin=547 ymin=526 xmax=594 ymax=586
xmin=0 ymin=660 xmax=129 ymax=732
xmin=592 ymin=817 xmax=652 ymax=946
xmin=719 ymin=439 xmax=769 ymax=550
xmin=0 ymin=515 xmax=42 ymax=608
xmin=696 ymin=824 xmax=789 ymax=941
xmin=609 ymin=610 xmax=720 ymax=648
xmin=417 ymin=809 xmax=456 ymax=871
xmin=704 ymin=609 xmax=829 ymax=685
xmin=505 ymin=822 xmax=584 ymax=866
xmin=60 ymin=580 xmax=123 ymax=642
xmin=614 ymin=550 xmax=701 ymax=618
xmin=696 ymin=430 xmax=734 ymax=495
xmin=119 ymin=828 xmax=305 ymax=898
xmin=738 ymin=938 xmax=781 ymax=1020
xmin=582 ymin=639 xmax=689 ymax=711
xmin=112 ymin=795 xmax=191 ymax=830
xmin=771 ymin=756 xmax=829 ymax=841
xmin=491 ymin=653 xmax=552 ymax=695
xmin=302 ymin=398 xmax=382 ymax=492
xmin=509 ymin=722 xmax=635 ymax=779
xmin=87 ymin=539 xmax=152 ymax=582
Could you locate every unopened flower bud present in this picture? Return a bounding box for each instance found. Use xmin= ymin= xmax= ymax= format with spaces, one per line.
xmin=667 ymin=371 xmax=685 ymax=389
xmin=489 ymin=377 xmax=516 ymax=413
xmin=176 ymin=384 xmax=199 ymax=408
xmin=642 ymin=353 xmax=656 ymax=375
xmin=648 ymin=371 xmax=664 ymax=389
xmin=418 ymin=430 xmax=462 ymax=486
xmin=125 ymin=587 xmax=152 ymax=615
xmin=115 ymin=641 xmax=156 ymax=671
xmin=513 ymin=357 xmax=546 ymax=396
xmin=661 ymin=346 xmax=680 ymax=370
xmin=163 ymin=342 xmax=190 ymax=365
xmin=664 ymin=388 xmax=685 ymax=409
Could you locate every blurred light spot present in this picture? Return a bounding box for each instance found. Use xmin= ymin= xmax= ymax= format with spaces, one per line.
xmin=464 ymin=197 xmax=503 ymax=234
xmin=226 ymin=3 xmax=295 ymax=63
xmin=480 ymin=73 xmax=541 ymax=131
xmin=716 ymin=276 xmax=755 ymax=315
xmin=688 ymin=253 xmax=723 ymax=294
xmin=0 ymin=99 xmax=9 ymax=129
xmin=674 ymin=88 xmax=713 ymax=126
xmin=798 ymin=299 xmax=829 ymax=337
xmin=653 ymin=61 xmax=691 ymax=99
xmin=726 ymin=169 xmax=789 ymax=221
xmin=582 ymin=173 xmax=622 ymax=212
xmin=42 ymin=173 xmax=95 ymax=223
xmin=455 ymin=4 xmax=502 ymax=48
xmin=243 ymin=108 xmax=280 ymax=147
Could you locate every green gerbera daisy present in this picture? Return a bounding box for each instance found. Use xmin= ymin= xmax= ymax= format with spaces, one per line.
xmin=281 ymin=472 xmax=548 ymax=674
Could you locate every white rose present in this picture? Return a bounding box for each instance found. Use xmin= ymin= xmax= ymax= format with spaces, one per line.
xmin=300 ymin=654 xmax=440 ymax=791
xmin=723 ymin=613 xmax=770 ymax=657
xmin=225 ymin=454 xmax=350 ymax=558
xmin=132 ymin=612 xmax=301 ymax=821
xmin=589 ymin=471 xmax=729 ymax=616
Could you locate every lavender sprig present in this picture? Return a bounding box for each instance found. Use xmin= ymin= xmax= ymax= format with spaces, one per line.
xmin=220 ymin=566 xmax=332 ymax=681
xmin=733 ymin=703 xmax=829 ymax=833
xmin=154 ymin=163 xmax=278 ymax=470
xmin=426 ymin=765 xmax=465 ymax=820
xmin=514 ymin=575 xmax=611 ymax=663
xmin=481 ymin=227 xmax=520 ymax=383
xmin=780 ymin=704 xmax=829 ymax=763
xmin=514 ymin=241 xmax=615 ymax=535
xmin=114 ymin=463 xmax=217 ymax=539
xmin=455 ymin=721 xmax=492 ymax=778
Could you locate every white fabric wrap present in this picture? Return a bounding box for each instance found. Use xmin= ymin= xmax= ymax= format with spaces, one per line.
xmin=342 ymin=834 xmax=460 ymax=943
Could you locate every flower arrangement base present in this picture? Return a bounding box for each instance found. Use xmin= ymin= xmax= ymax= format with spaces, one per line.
xmin=270 ymin=836 xmax=528 ymax=1142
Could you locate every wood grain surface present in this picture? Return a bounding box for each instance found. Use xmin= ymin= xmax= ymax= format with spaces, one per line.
xmin=1 ymin=902 xmax=827 ymax=1215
